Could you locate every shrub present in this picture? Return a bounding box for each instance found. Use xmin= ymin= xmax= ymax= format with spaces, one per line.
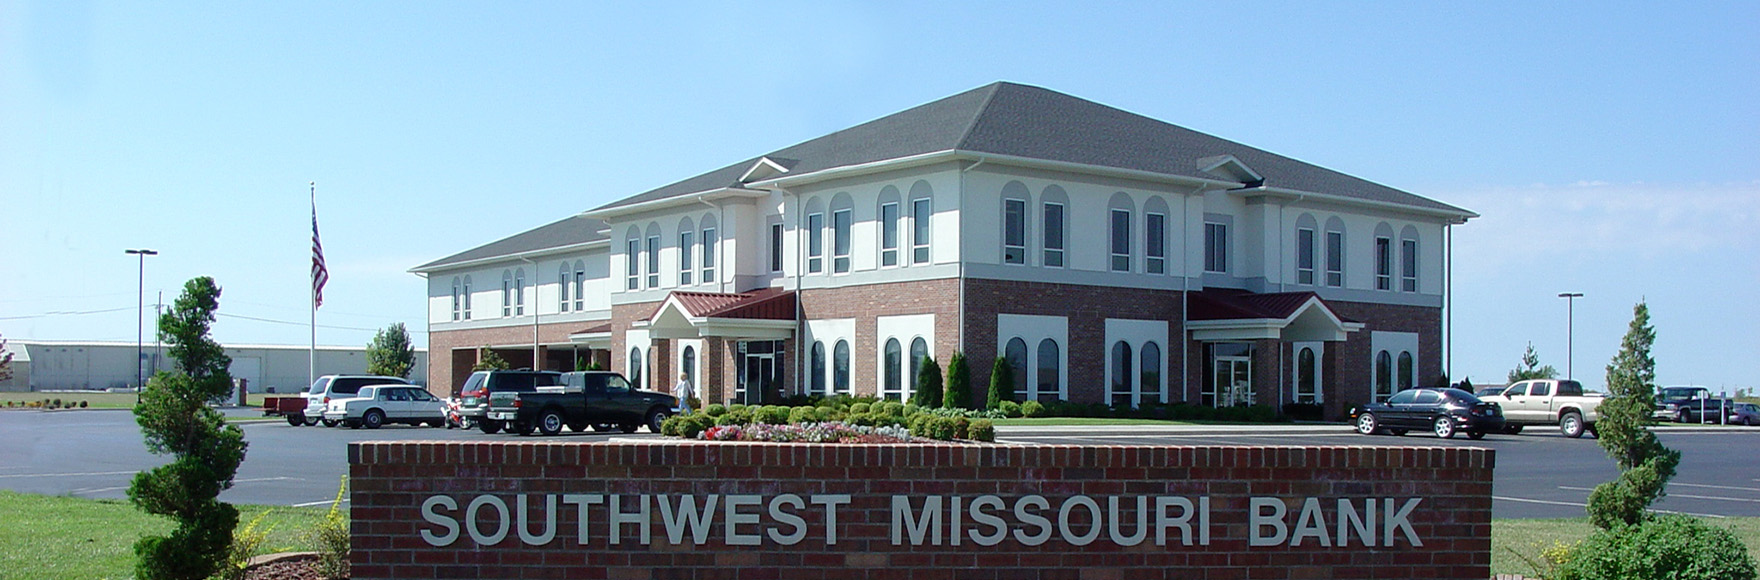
xmin=968 ymin=419 xmax=996 ymax=442
xmin=79 ymin=400 xmax=89 ymax=408
xmin=1281 ymin=402 xmax=1324 ymax=422
xmin=303 ymin=476 xmax=350 ymax=580
xmin=677 ymin=415 xmax=713 ymax=439
xmin=998 ymin=400 xmax=1023 ymax=418
xmin=660 ymin=415 xmax=683 ymax=437
xmin=787 ymin=406 xmax=816 ymax=425
xmin=986 ymin=357 xmax=1013 ymax=410
xmin=912 ymin=355 xmax=944 ymax=408
xmin=1021 ymin=400 xmax=1046 ymax=418
xmin=704 ymin=404 xmax=727 ymax=417
xmin=714 ymin=414 xmax=742 ymax=426
xmin=219 ymin=510 xmax=273 ymax=580
xmin=758 ymin=405 xmax=791 ymax=425
xmin=51 ymin=398 xmax=63 ymax=408
xmin=1549 ymin=515 xmax=1757 ymax=580
xmin=879 ymin=401 xmax=905 ymax=417
xmin=951 ymin=416 xmax=970 ymax=439
xmin=850 ymin=402 xmax=871 ymax=415
xmin=944 ymin=352 xmax=972 ymax=410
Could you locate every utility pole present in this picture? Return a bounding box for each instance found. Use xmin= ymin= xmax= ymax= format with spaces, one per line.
xmin=126 ymin=248 xmax=158 ymax=405
xmin=1558 ymin=292 xmax=1584 ymax=380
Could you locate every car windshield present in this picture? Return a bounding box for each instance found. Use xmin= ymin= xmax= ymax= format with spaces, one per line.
xmin=1442 ymin=388 xmax=1483 ymax=405
xmin=1661 ymin=387 xmax=1701 ymax=399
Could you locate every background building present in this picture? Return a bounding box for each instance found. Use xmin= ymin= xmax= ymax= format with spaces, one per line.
xmin=0 ymin=340 xmax=426 ymax=393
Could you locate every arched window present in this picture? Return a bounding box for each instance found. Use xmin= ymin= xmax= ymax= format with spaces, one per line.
xmin=1140 ymin=342 xmax=1161 ymax=405
xmin=1036 ymin=339 xmax=1060 ymax=401
xmin=682 ymin=345 xmax=696 ymax=387
xmin=1004 ymin=338 xmax=1028 ymax=400
xmin=833 ymin=340 xmax=850 ymax=395
xmin=1375 ymin=350 xmax=1393 ymax=402
xmin=1397 ymin=352 xmax=1414 ymax=391
xmin=450 ymin=277 xmax=461 ymax=321
xmin=883 ymin=338 xmax=903 ymax=401
xmin=909 ymin=337 xmax=928 ymax=393
xmin=1111 ymin=341 xmax=1132 ymax=406
xmin=1374 ymin=222 xmax=1395 ymax=292
xmin=501 ymin=270 xmax=513 ymax=317
xmin=630 ymin=347 xmax=644 ymax=389
xmin=573 ymin=260 xmax=585 ymax=311
xmin=811 ymin=341 xmax=826 ymax=396
xmin=558 ymin=263 xmax=570 ymax=312
xmin=1297 ymin=347 xmax=1318 ymax=404
xmin=461 ymin=276 xmax=472 ymax=319
xmin=514 ymin=268 xmax=526 ymax=315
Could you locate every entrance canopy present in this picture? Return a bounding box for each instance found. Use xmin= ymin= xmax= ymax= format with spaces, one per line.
xmin=637 ymin=288 xmax=797 ymax=340
xmin=1185 ymin=290 xmax=1362 ymax=342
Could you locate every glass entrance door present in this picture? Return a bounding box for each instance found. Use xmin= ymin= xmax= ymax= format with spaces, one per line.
xmin=737 ymin=340 xmax=782 ymax=405
xmin=1212 ymin=356 xmax=1253 ymax=407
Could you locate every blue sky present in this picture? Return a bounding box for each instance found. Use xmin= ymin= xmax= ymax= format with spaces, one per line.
xmin=2 ymin=1 xmax=1755 ymax=392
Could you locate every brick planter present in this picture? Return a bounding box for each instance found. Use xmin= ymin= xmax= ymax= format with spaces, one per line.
xmin=350 ymin=441 xmax=1493 ymax=579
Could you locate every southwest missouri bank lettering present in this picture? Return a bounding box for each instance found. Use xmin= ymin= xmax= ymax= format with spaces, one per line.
xmin=349 ymin=442 xmax=1494 ymax=579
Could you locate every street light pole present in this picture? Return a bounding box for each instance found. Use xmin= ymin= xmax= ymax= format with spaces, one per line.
xmin=126 ymin=249 xmax=159 ymax=404
xmin=1558 ymin=292 xmax=1583 ymax=380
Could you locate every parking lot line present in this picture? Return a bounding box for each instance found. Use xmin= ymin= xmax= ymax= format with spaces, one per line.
xmin=0 ymin=470 xmax=142 ymax=479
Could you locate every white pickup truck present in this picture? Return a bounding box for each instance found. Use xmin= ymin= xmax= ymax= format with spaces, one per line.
xmin=1479 ymin=379 xmax=1603 ymax=438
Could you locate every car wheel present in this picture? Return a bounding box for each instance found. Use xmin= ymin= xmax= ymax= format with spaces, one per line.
xmin=1560 ymin=412 xmax=1586 ymax=438
xmin=363 ymin=409 xmax=385 ymax=430
xmin=1354 ymin=412 xmax=1379 ymax=435
xmin=286 ymin=413 xmax=305 ymax=427
xmin=1433 ymin=416 xmax=1456 ymax=439
xmin=646 ymin=409 xmax=670 ymax=433
xmin=538 ymin=409 xmax=566 ymax=436
xmin=1504 ymin=424 xmax=1524 ymax=435
xmin=479 ymin=419 xmax=502 ymax=434
xmin=1467 ymin=431 xmax=1486 ymax=440
xmin=321 ymin=418 xmax=339 ymax=428
xmin=1676 ymin=410 xmax=1689 ymax=423
xmin=619 ymin=423 xmax=638 ymax=434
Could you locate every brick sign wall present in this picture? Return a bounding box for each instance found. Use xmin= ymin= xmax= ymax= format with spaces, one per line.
xmin=350 ymin=442 xmax=1493 ymax=580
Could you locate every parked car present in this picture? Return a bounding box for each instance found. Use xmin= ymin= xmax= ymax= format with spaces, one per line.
xmin=487 ymin=371 xmax=677 ymax=435
xmin=456 ymin=370 xmax=562 ymax=434
xmin=296 ymin=375 xmax=411 ymax=427
xmin=1654 ymin=386 xmax=1733 ymax=423
xmin=1478 ymin=379 xmax=1603 ymax=438
xmin=323 ymin=385 xmax=447 ymax=429
xmin=1351 ymin=387 xmax=1505 ymax=440
xmin=1729 ymin=403 xmax=1760 ymax=427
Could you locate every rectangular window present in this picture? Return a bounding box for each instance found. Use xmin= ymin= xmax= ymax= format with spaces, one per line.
xmin=558 ymin=270 xmax=569 ymax=312
xmin=911 ymin=198 xmax=931 ymax=264
xmin=646 ymin=235 xmax=660 ymax=288
xmin=1204 ymin=222 xmax=1228 ymax=273
xmin=1325 ymin=231 xmax=1343 ymax=287
xmin=573 ymin=269 xmax=584 ymax=311
xmin=1297 ymin=228 xmax=1316 ymax=285
xmin=1375 ymin=236 xmax=1392 ymax=291
xmin=462 ymin=281 xmax=472 ymax=319
xmin=807 ymin=213 xmax=824 ymax=273
xmin=1401 ymin=239 xmax=1418 ymax=292
xmin=1146 ymin=212 xmax=1166 ymax=274
xmin=880 ymin=203 xmax=899 ymax=267
xmin=770 ymin=223 xmax=784 ymax=273
xmin=1043 ymin=202 xmax=1065 ymax=268
xmin=502 ymin=278 xmax=512 ymax=316
xmin=626 ymin=239 xmax=640 ymax=291
xmin=832 ymin=209 xmax=852 ymax=274
xmin=1003 ymin=198 xmax=1026 ymax=265
xmin=452 ymin=286 xmax=461 ymax=320
xmin=1110 ymin=209 xmax=1131 ymax=272
xmin=701 ymin=228 xmax=717 ymax=284
xmin=679 ymin=231 xmax=694 ymax=286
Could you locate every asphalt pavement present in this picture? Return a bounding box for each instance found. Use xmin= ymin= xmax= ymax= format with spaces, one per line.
xmin=3 ymin=408 xmax=1756 ymax=519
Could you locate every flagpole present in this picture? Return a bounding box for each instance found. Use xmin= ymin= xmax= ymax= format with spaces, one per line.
xmin=310 ymin=182 xmax=317 ymax=391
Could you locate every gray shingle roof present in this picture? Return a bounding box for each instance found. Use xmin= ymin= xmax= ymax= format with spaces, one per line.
xmin=591 ymin=82 xmax=1471 ymax=215
xmin=412 ymin=215 xmax=608 ymax=272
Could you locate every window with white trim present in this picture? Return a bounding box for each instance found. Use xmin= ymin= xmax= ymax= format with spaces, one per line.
xmin=514 ymin=268 xmax=525 ymax=315
xmin=646 ymin=235 xmax=660 ymax=288
xmin=1374 ymin=350 xmax=1393 ymax=402
xmin=461 ymin=275 xmax=472 ymax=319
xmin=909 ymin=338 xmax=928 ymax=393
xmin=625 ymin=239 xmax=640 ymax=291
xmin=882 ymin=338 xmax=903 ymax=401
xmin=1140 ymin=342 xmax=1161 ymax=405
xmin=770 ymin=222 xmax=784 ymax=273
xmin=1145 ymin=212 xmax=1166 ymax=275
xmin=679 ymin=230 xmax=695 ymax=286
xmin=911 ymin=198 xmax=931 ymax=264
xmin=501 ymin=270 xmax=513 ymax=316
xmin=572 ymin=261 xmax=584 ymax=311
xmin=1297 ymin=228 xmax=1316 ymax=285
xmin=1003 ymin=198 xmax=1026 ymax=265
xmin=450 ymin=277 xmax=461 ymax=321
xmin=557 ymin=264 xmax=570 ymax=312
xmin=1401 ymin=239 xmax=1418 ymax=292
xmin=833 ymin=339 xmax=850 ymax=395
xmin=1375 ymin=236 xmax=1392 ymax=291
xmin=810 ymin=341 xmax=826 ymax=396
xmin=880 ymin=203 xmax=899 ymax=267
xmin=1035 ymin=339 xmax=1060 ymax=401
xmin=1042 ymin=202 xmax=1065 ymax=268
xmin=1110 ymin=209 xmax=1132 ymax=272
xmin=1110 ymin=341 xmax=1133 ymax=406
xmin=1204 ymin=222 xmax=1228 ymax=273
xmin=1325 ymin=230 xmax=1344 ymax=287
xmin=832 ymin=209 xmax=851 ymax=274
xmin=1005 ymin=337 xmax=1028 ymax=400
xmin=700 ymin=227 xmax=717 ymax=284
xmin=807 ymin=213 xmax=824 ymax=273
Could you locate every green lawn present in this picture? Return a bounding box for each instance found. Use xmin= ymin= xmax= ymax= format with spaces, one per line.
xmin=1 ymin=391 xmax=142 ymax=409
xmin=1494 ymin=517 xmax=1760 ymax=577
xmin=0 ymin=491 xmax=334 ymax=580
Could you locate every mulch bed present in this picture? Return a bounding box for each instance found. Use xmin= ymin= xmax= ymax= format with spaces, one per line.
xmin=242 ymin=553 xmax=338 ymax=580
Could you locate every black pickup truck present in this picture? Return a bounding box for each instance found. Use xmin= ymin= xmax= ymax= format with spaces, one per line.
xmin=486 ymin=371 xmax=677 ymax=435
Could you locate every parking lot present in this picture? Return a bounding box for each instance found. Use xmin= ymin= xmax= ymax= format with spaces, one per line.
xmin=3 ymin=409 xmax=1756 ymax=519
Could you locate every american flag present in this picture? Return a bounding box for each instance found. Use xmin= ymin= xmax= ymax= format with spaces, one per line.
xmin=312 ymin=208 xmax=329 ymax=308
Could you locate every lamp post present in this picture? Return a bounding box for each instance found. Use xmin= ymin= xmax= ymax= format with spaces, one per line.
xmin=126 ymin=249 xmax=159 ymax=404
xmin=1558 ymin=292 xmax=1583 ymax=380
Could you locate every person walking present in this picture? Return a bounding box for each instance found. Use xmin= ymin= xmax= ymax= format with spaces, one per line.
xmin=674 ymin=373 xmax=696 ymax=414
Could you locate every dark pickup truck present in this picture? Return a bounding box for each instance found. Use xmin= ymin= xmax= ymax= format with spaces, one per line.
xmin=486 ymin=371 xmax=677 ymax=435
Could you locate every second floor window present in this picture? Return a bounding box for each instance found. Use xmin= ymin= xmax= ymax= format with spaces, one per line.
xmin=461 ymin=276 xmax=472 ymax=319
xmin=832 ymin=209 xmax=852 ymax=274
xmin=912 ymin=198 xmax=931 ymax=264
xmin=807 ymin=213 xmax=824 ymax=273
xmin=1326 ymin=231 xmax=1344 ymax=287
xmin=770 ymin=223 xmax=784 ymax=273
xmin=1204 ymin=222 xmax=1228 ymax=273
xmin=679 ymin=231 xmax=695 ymax=286
xmin=502 ymin=270 xmax=513 ymax=316
xmin=451 ymin=277 xmax=461 ymax=320
xmin=1110 ymin=209 xmax=1131 ymax=272
xmin=1003 ymin=198 xmax=1026 ymax=265
xmin=1375 ymin=236 xmax=1392 ymax=291
xmin=646 ymin=235 xmax=660 ymax=289
xmin=1146 ymin=213 xmax=1166 ymax=274
xmin=1043 ymin=202 xmax=1065 ymax=267
xmin=880 ymin=203 xmax=899 ymax=267
xmin=514 ymin=268 xmax=525 ymax=315
xmin=625 ymin=239 xmax=640 ymax=291
xmin=557 ymin=265 xmax=570 ymax=312
xmin=573 ymin=261 xmax=584 ymax=311
xmin=701 ymin=227 xmax=717 ymax=284
xmin=1297 ymin=228 xmax=1316 ymax=285
xmin=1401 ymin=239 xmax=1418 ymax=292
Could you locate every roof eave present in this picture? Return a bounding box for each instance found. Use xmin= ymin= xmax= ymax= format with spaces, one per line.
xmin=408 ymin=239 xmax=610 ymax=275
xmin=580 ymin=187 xmax=769 ymax=220
xmin=746 ymin=149 xmax=1241 ymax=192
xmin=1231 ymin=186 xmax=1479 ymax=223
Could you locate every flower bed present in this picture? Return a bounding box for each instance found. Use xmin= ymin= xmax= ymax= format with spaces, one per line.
xmin=699 ymin=421 xmax=915 ymax=443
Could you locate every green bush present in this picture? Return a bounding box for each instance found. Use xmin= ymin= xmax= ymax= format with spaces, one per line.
xmin=1549 ymin=515 xmax=1757 ymax=580
xmin=714 ymin=414 xmax=742 ymax=426
xmin=1021 ymin=400 xmax=1046 ymax=418
xmin=880 ymin=401 xmax=905 ymax=417
xmin=704 ymin=404 xmax=727 ymax=417
xmin=912 ymin=355 xmax=944 ymax=408
xmin=787 ymin=406 xmax=816 ymax=424
xmin=944 ymin=352 xmax=972 ymax=410
xmin=850 ymin=402 xmax=871 ymax=415
xmin=756 ymin=405 xmax=790 ymax=425
xmin=968 ymin=419 xmax=995 ymax=442
xmin=986 ymin=357 xmax=1013 ymax=410
xmin=660 ymin=415 xmax=683 ymax=436
xmin=998 ymin=400 xmax=1023 ymax=418
xmin=951 ymin=416 xmax=970 ymax=439
xmin=678 ymin=415 xmax=713 ymax=439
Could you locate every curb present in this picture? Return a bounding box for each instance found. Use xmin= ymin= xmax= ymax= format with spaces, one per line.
xmin=245 ymin=551 xmax=318 ymax=568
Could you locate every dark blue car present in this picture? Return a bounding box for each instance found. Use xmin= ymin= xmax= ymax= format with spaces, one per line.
xmin=1351 ymin=387 xmax=1505 ymax=440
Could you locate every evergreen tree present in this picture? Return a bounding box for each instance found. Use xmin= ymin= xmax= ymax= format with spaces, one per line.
xmin=472 ymin=348 xmax=511 ymax=371
xmin=365 ymin=322 xmax=416 ymax=378
xmin=1586 ymin=301 xmax=1680 ymax=529
xmin=0 ymin=332 xmax=12 ymax=383
xmin=127 ymin=277 xmax=248 ymax=580
xmin=987 ymin=356 xmax=1014 ymax=410
xmin=943 ymin=352 xmax=971 ymax=410
xmin=1507 ymin=342 xmax=1559 ymax=383
xmin=911 ymin=355 xmax=944 ymax=408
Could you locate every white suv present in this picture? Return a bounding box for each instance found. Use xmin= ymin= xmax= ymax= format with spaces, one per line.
xmin=296 ymin=375 xmax=410 ymax=427
xmin=323 ymin=385 xmax=446 ymax=429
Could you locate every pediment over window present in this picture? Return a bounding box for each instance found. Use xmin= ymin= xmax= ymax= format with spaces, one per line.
xmin=1186 ymin=290 xmax=1362 ymax=342
xmin=1198 ymin=155 xmax=1263 ymax=187
xmin=739 ymin=156 xmax=799 ymax=184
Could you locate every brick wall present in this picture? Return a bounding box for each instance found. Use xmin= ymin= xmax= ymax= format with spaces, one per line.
xmin=351 ymin=441 xmax=1493 ymax=580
